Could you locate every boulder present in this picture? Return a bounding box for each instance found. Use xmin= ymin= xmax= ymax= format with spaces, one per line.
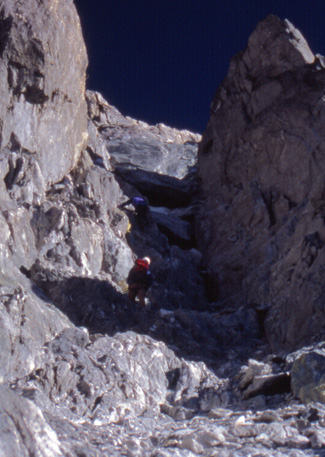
xmin=149 ymin=207 xmax=193 ymax=248
xmin=289 ymin=344 xmax=325 ymax=403
xmin=242 ymin=372 xmax=291 ymax=399
xmin=197 ymin=14 xmax=325 ymax=350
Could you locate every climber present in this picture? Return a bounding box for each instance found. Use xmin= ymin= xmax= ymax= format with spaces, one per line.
xmin=127 ymin=257 xmax=153 ymax=308
xmin=118 ymin=196 xmax=150 ymax=228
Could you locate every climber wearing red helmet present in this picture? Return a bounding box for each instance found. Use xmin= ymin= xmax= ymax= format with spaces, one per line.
xmin=127 ymin=257 xmax=153 ymax=308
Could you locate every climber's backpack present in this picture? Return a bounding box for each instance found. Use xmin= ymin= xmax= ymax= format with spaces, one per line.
xmin=127 ymin=259 xmax=150 ymax=286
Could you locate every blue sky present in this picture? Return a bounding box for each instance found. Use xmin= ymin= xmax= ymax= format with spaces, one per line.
xmin=75 ymin=0 xmax=325 ymax=133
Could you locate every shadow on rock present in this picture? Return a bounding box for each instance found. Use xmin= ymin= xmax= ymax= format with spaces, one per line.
xmin=115 ymin=165 xmax=196 ymax=209
xmin=123 ymin=209 xmax=170 ymax=257
xmin=28 ymin=265 xmax=270 ymax=377
xmin=30 ymin=274 xmax=139 ymax=335
xmin=25 ymin=248 xmax=268 ymax=376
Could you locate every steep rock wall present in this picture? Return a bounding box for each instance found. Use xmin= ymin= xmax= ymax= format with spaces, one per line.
xmin=0 ymin=0 xmax=89 ymax=386
xmin=0 ymin=0 xmax=88 ymax=198
xmin=197 ymin=15 xmax=325 ymax=351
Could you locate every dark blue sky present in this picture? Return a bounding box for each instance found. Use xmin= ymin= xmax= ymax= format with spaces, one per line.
xmin=75 ymin=0 xmax=325 ymax=133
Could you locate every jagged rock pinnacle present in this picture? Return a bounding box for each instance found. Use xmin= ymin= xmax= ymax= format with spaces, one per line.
xmin=197 ymin=14 xmax=325 ymax=351
xmin=241 ymin=15 xmax=315 ymax=78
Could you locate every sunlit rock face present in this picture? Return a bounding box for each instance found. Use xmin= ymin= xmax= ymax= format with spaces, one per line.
xmin=0 ymin=0 xmax=88 ymax=199
xmin=0 ymin=0 xmax=90 ymax=387
xmin=197 ymin=14 xmax=325 ymax=351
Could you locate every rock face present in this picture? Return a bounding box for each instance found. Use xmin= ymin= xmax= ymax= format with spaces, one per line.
xmin=0 ymin=0 xmax=89 ymax=386
xmin=0 ymin=0 xmax=88 ymax=192
xmin=1 ymin=5 xmax=325 ymax=457
xmin=197 ymin=14 xmax=325 ymax=351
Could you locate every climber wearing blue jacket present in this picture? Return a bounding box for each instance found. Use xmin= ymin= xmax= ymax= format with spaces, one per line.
xmin=118 ymin=196 xmax=150 ymax=228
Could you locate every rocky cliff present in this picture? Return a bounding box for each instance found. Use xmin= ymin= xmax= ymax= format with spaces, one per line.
xmin=197 ymin=14 xmax=325 ymax=352
xmin=0 ymin=3 xmax=325 ymax=456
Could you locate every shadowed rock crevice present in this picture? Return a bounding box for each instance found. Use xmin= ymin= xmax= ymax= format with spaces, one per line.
xmin=115 ymin=166 xmax=197 ymax=209
xmin=0 ymin=9 xmax=12 ymax=57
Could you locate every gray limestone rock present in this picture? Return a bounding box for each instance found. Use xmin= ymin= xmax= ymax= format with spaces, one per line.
xmin=289 ymin=343 xmax=325 ymax=403
xmin=86 ymin=90 xmax=200 ymax=210
xmin=150 ymin=206 xmax=194 ymax=248
xmin=197 ymin=14 xmax=325 ymax=351
xmin=86 ymin=90 xmax=201 ymax=179
xmin=0 ymin=385 xmax=62 ymax=457
xmin=0 ymin=4 xmax=324 ymax=457
xmin=0 ymin=267 xmax=71 ymax=384
xmin=0 ymin=0 xmax=88 ymax=194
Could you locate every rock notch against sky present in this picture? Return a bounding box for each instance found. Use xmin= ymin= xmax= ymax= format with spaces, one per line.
xmin=0 ymin=4 xmax=325 ymax=456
